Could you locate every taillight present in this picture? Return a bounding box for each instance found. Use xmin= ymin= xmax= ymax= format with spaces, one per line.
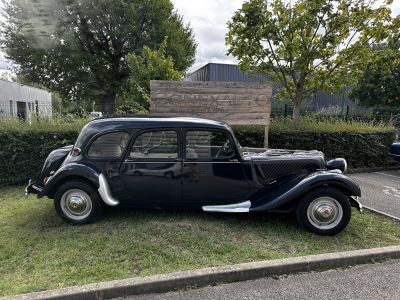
xmin=43 ymin=177 xmax=49 ymax=185
xmin=71 ymin=146 xmax=81 ymax=156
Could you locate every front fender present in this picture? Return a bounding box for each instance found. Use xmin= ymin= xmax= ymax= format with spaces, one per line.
xmin=38 ymin=163 xmax=100 ymax=198
xmin=250 ymin=171 xmax=361 ymax=212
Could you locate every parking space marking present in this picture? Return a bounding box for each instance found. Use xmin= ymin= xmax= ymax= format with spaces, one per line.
xmin=374 ymin=172 xmax=400 ymax=179
xmin=382 ymin=186 xmax=400 ymax=198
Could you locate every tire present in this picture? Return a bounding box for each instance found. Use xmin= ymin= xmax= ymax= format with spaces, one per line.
xmin=54 ymin=180 xmax=103 ymax=225
xmin=296 ymin=187 xmax=351 ymax=236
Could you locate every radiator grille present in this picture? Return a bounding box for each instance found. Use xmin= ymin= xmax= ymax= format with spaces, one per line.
xmin=256 ymin=160 xmax=321 ymax=180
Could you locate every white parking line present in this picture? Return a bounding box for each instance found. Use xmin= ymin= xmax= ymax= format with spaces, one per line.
xmin=374 ymin=172 xmax=400 ymax=179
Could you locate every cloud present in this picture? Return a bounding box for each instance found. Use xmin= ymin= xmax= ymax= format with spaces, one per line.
xmin=172 ymin=0 xmax=244 ymax=72
xmin=0 ymin=0 xmax=399 ymax=73
xmin=173 ymin=0 xmax=400 ymax=73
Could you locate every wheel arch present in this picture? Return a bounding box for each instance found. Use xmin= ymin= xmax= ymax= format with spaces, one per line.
xmin=46 ymin=175 xmax=98 ymax=199
xmin=250 ymin=171 xmax=361 ymax=212
xmin=38 ymin=163 xmax=100 ymax=199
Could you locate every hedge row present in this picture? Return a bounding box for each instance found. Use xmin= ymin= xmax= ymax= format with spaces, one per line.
xmin=233 ymin=125 xmax=397 ymax=170
xmin=0 ymin=125 xmax=397 ymax=185
xmin=0 ymin=132 xmax=78 ymax=185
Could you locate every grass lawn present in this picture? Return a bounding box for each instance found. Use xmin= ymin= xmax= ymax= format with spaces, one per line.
xmin=1 ymin=186 xmax=400 ymax=297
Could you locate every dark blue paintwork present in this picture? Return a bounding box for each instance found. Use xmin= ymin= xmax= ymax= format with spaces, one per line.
xmin=390 ymin=143 xmax=400 ymax=162
xmin=28 ymin=117 xmax=361 ymax=212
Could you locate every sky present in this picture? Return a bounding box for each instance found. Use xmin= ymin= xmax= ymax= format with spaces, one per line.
xmin=0 ymin=0 xmax=399 ymax=75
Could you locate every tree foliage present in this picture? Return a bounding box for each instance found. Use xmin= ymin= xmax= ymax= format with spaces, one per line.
xmin=226 ymin=0 xmax=399 ymax=126
xmin=1 ymin=0 xmax=196 ymax=114
xmin=116 ymin=39 xmax=183 ymax=115
xmin=350 ymin=34 xmax=400 ymax=107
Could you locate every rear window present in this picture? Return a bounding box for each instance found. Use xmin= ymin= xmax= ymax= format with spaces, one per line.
xmin=74 ymin=123 xmax=97 ymax=149
xmin=88 ymin=132 xmax=130 ymax=159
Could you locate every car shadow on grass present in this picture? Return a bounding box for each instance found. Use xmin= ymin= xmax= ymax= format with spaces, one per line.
xmin=100 ymin=206 xmax=300 ymax=230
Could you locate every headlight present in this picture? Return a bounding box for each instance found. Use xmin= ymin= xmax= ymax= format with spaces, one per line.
xmin=326 ymin=158 xmax=347 ymax=173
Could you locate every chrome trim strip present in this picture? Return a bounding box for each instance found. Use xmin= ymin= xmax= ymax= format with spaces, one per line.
xmin=184 ymin=162 xmax=241 ymax=164
xmin=98 ymin=173 xmax=119 ymax=206
xmin=122 ymin=161 xmax=241 ymax=164
xmin=202 ymin=200 xmax=251 ymax=213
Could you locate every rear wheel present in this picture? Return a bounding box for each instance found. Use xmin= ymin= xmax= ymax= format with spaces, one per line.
xmin=54 ymin=180 xmax=103 ymax=225
xmin=296 ymin=188 xmax=351 ymax=236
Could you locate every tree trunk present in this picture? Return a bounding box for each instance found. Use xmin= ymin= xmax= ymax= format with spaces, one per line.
xmin=292 ymin=72 xmax=306 ymax=128
xmin=292 ymin=101 xmax=301 ymax=128
xmin=97 ymin=93 xmax=116 ymax=116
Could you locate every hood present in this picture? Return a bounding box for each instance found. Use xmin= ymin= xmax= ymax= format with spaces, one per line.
xmin=241 ymin=147 xmax=326 ymax=184
xmin=242 ymin=147 xmax=325 ymax=161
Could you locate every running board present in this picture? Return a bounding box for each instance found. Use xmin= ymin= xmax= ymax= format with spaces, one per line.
xmin=202 ymin=200 xmax=251 ymax=213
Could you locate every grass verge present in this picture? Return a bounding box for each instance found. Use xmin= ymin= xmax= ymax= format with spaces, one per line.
xmin=1 ymin=185 xmax=400 ymax=297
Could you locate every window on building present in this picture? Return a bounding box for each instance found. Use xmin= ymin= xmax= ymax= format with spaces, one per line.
xmin=9 ymin=100 xmax=13 ymax=116
xmin=35 ymin=100 xmax=39 ymax=116
xmin=88 ymin=132 xmax=130 ymax=159
xmin=129 ymin=130 xmax=178 ymax=159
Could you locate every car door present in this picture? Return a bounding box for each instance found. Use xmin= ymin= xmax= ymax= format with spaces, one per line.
xmin=119 ymin=128 xmax=182 ymax=207
xmin=182 ymin=128 xmax=250 ymax=207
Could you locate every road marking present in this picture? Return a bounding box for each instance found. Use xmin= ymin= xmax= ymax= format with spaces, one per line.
xmin=374 ymin=172 xmax=400 ymax=179
xmin=382 ymin=186 xmax=400 ymax=198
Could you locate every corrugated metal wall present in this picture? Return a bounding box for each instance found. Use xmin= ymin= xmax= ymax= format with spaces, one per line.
xmin=184 ymin=63 xmax=356 ymax=112
xmin=0 ymin=79 xmax=52 ymax=119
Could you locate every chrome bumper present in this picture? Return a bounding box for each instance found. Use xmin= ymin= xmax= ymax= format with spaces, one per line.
xmin=24 ymin=180 xmax=43 ymax=197
xmin=350 ymin=196 xmax=363 ymax=213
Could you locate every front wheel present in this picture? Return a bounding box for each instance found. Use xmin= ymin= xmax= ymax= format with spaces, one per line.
xmin=296 ymin=188 xmax=351 ymax=236
xmin=54 ymin=180 xmax=103 ymax=225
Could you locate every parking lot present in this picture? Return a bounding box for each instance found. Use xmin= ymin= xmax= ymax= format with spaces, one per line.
xmin=350 ymin=170 xmax=400 ymax=219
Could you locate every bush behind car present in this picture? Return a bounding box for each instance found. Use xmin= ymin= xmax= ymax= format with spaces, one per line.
xmin=0 ymin=117 xmax=396 ymax=185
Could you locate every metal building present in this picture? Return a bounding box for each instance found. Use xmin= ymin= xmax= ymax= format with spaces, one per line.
xmin=184 ymin=63 xmax=356 ymax=113
xmin=0 ymin=79 xmax=52 ymax=120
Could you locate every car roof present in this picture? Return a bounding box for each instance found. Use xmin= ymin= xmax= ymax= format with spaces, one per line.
xmin=85 ymin=117 xmax=231 ymax=131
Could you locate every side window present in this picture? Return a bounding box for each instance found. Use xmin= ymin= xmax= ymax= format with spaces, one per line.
xmin=129 ymin=130 xmax=178 ymax=159
xmin=186 ymin=130 xmax=235 ymax=160
xmin=88 ymin=132 xmax=130 ymax=159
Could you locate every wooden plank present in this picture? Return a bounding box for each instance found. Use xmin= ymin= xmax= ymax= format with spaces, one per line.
xmin=150 ymin=80 xmax=272 ymax=89
xmin=150 ymin=80 xmax=272 ymax=126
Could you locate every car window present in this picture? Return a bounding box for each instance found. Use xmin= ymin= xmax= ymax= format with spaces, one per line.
xmin=186 ymin=130 xmax=235 ymax=159
xmin=129 ymin=130 xmax=178 ymax=159
xmin=88 ymin=132 xmax=130 ymax=159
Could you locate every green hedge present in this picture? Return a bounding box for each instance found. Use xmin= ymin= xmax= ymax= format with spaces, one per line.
xmin=0 ymin=123 xmax=397 ymax=185
xmin=233 ymin=125 xmax=397 ymax=170
xmin=0 ymin=131 xmax=78 ymax=185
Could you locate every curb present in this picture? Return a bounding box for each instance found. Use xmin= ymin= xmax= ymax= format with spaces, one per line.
xmin=4 ymin=245 xmax=400 ymax=300
xmin=348 ymin=166 xmax=400 ymax=174
xmin=363 ymin=205 xmax=400 ymax=222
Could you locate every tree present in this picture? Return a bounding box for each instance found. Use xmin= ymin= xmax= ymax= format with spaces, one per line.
xmin=350 ymin=35 xmax=400 ymax=106
xmin=1 ymin=0 xmax=196 ymax=114
xmin=226 ymin=0 xmax=399 ymax=127
xmin=116 ymin=38 xmax=183 ymax=115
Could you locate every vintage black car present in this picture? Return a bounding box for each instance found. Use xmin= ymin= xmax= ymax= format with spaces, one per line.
xmin=26 ymin=117 xmax=362 ymax=235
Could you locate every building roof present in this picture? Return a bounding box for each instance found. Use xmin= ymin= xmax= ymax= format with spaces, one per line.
xmin=0 ymin=78 xmax=51 ymax=95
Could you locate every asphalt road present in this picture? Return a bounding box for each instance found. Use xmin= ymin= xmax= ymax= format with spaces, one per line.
xmin=119 ymin=260 xmax=400 ymax=300
xmin=350 ymin=170 xmax=400 ymax=218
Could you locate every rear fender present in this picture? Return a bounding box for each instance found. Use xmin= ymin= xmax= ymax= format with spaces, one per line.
xmin=250 ymin=171 xmax=361 ymax=212
xmin=39 ymin=163 xmax=100 ymax=199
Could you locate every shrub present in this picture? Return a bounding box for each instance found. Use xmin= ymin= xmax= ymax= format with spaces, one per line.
xmin=0 ymin=117 xmax=397 ymax=185
xmin=233 ymin=118 xmax=396 ymax=169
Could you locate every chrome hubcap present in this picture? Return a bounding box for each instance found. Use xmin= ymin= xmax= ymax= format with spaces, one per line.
xmin=307 ymin=197 xmax=343 ymax=230
xmin=61 ymin=189 xmax=92 ymax=221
